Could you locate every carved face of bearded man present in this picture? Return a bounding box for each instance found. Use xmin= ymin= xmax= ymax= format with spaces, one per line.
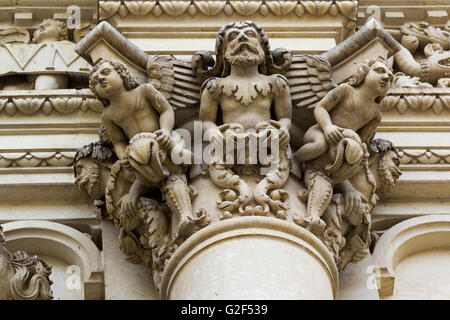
xmin=74 ymin=158 xmax=104 ymax=200
xmin=223 ymin=25 xmax=265 ymax=66
xmin=373 ymin=150 xmax=402 ymax=196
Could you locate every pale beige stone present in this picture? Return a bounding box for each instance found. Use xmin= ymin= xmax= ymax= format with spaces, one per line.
xmin=161 ymin=217 xmax=338 ymax=300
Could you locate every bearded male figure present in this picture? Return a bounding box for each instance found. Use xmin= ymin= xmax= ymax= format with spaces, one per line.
xmin=193 ymin=21 xmax=293 ymax=218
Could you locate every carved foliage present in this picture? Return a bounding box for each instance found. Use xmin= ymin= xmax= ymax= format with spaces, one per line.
xmin=0 ymin=226 xmax=53 ymax=300
xmin=382 ymin=90 xmax=450 ymax=114
xmin=99 ymin=0 xmax=358 ymax=23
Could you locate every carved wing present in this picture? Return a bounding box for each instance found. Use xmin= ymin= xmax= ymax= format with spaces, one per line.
xmin=0 ymin=27 xmax=30 ymax=44
xmin=285 ymin=54 xmax=336 ymax=132
xmin=147 ymin=55 xmax=200 ymax=111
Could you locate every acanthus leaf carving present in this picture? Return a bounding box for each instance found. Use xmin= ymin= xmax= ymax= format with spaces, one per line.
xmin=125 ymin=1 xmax=156 ymax=16
xmin=266 ymin=1 xmax=297 ymax=16
xmin=99 ymin=1 xmax=122 ymax=20
xmin=302 ymin=1 xmax=332 ymax=16
xmin=159 ymin=1 xmax=191 ymax=16
xmin=230 ymin=1 xmax=262 ymax=16
xmin=335 ymin=0 xmax=357 ymax=20
xmin=195 ymin=1 xmax=227 ymax=16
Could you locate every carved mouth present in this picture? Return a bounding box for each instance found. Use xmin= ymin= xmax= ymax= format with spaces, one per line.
xmin=379 ymin=81 xmax=388 ymax=88
xmin=233 ymin=43 xmax=258 ymax=55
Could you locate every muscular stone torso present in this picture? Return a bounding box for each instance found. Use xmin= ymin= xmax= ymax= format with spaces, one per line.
xmin=105 ymin=86 xmax=161 ymax=140
xmin=212 ymin=74 xmax=285 ymax=130
xmin=329 ymin=86 xmax=380 ymax=132
xmin=220 ymin=95 xmax=272 ymax=129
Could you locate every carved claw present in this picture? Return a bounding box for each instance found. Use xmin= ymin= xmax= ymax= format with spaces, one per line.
xmin=174 ymin=217 xmax=197 ymax=241
xmin=294 ymin=216 xmax=327 ymax=235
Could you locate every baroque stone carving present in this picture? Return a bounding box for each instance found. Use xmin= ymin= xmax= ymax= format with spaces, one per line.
xmin=0 ymin=226 xmax=53 ymax=300
xmin=99 ymin=0 xmax=358 ymax=21
xmin=0 ymin=18 xmax=90 ymax=91
xmin=74 ymin=19 xmax=403 ymax=291
xmin=0 ymin=89 xmax=102 ymax=116
xmin=382 ymin=88 xmax=450 ymax=114
xmin=318 ymin=139 xmax=401 ymax=269
xmin=193 ymin=21 xmax=293 ymax=219
xmin=293 ymin=58 xmax=393 ymax=233
xmin=90 ymin=58 xmax=205 ymax=238
xmin=393 ymin=22 xmax=450 ymax=87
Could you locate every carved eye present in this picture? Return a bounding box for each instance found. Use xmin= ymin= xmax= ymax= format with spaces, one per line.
xmin=245 ymin=30 xmax=257 ymax=38
xmin=375 ymin=68 xmax=385 ymax=74
xmin=101 ymin=68 xmax=111 ymax=75
xmin=228 ymin=31 xmax=239 ymax=41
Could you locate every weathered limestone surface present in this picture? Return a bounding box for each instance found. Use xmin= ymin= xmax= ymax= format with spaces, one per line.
xmin=0 ymin=0 xmax=449 ymax=300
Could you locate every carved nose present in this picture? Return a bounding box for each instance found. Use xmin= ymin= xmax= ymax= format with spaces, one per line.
xmin=238 ymin=33 xmax=248 ymax=42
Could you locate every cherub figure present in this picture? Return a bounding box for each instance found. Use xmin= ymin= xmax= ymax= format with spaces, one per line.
xmin=293 ymin=58 xmax=393 ymax=233
xmin=193 ymin=21 xmax=292 ymax=217
xmin=3 ymin=19 xmax=70 ymax=91
xmin=90 ymin=59 xmax=197 ymax=238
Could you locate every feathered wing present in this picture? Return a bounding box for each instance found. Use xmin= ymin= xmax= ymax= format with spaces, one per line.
xmin=285 ymin=54 xmax=336 ymax=132
xmin=147 ymin=55 xmax=201 ymax=111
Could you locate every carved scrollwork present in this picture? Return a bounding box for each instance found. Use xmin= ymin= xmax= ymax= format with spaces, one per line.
xmin=0 ymin=226 xmax=53 ymax=300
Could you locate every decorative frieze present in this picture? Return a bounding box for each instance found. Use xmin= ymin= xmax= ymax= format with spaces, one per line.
xmin=398 ymin=148 xmax=450 ymax=166
xmin=99 ymin=0 xmax=358 ymax=20
xmin=382 ymin=88 xmax=450 ymax=114
xmin=0 ymin=89 xmax=102 ymax=116
xmin=0 ymin=151 xmax=74 ymax=168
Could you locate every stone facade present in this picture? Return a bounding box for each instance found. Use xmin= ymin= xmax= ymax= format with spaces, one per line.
xmin=0 ymin=0 xmax=449 ymax=300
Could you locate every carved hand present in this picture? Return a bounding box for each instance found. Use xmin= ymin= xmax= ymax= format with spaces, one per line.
xmin=155 ymin=129 xmax=173 ymax=150
xmin=120 ymin=193 xmax=140 ymax=218
xmin=324 ymin=125 xmax=343 ymax=145
xmin=206 ymin=127 xmax=226 ymax=148
xmin=279 ymin=126 xmax=290 ymax=149
xmin=343 ymin=191 xmax=364 ymax=225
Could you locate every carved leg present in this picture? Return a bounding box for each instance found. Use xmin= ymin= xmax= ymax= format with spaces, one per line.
xmin=254 ymin=150 xmax=290 ymax=218
xmin=209 ymin=163 xmax=253 ymax=218
xmin=162 ymin=173 xmax=197 ymax=239
xmin=319 ymin=195 xmax=346 ymax=266
xmin=294 ymin=171 xmax=332 ymax=235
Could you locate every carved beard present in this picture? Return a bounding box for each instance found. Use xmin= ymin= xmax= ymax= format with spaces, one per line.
xmin=76 ymin=164 xmax=102 ymax=200
xmin=225 ymin=43 xmax=265 ymax=66
xmin=377 ymin=157 xmax=400 ymax=195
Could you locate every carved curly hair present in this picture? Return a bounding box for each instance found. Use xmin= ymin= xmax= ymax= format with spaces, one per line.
xmin=346 ymin=57 xmax=392 ymax=87
xmin=34 ymin=19 xmax=69 ymax=42
xmin=89 ymin=59 xmax=139 ymax=107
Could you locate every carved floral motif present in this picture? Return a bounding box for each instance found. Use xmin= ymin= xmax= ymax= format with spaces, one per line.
xmin=99 ymin=0 xmax=357 ymax=25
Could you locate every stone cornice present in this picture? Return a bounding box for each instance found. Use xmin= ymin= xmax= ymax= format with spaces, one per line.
xmin=0 ymin=89 xmax=102 ymax=116
xmin=0 ymin=150 xmax=75 ymax=169
xmin=382 ymin=87 xmax=450 ymax=115
xmin=99 ymin=0 xmax=358 ymax=22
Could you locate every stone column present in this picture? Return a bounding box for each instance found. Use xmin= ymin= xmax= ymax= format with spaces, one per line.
xmin=160 ymin=216 xmax=338 ymax=300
